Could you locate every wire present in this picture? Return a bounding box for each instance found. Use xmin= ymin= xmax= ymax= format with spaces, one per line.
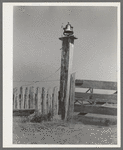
xmin=14 ymin=79 xmax=60 ymax=83
xmin=19 ymin=80 xmax=60 ymax=87
xmin=14 ymin=67 xmax=61 ymax=87
xmin=38 ymin=67 xmax=61 ymax=82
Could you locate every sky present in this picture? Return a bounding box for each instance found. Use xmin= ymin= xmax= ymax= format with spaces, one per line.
xmin=13 ymin=6 xmax=117 ymax=89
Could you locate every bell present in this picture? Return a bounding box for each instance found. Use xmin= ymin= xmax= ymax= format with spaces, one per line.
xmin=63 ymin=22 xmax=74 ymax=36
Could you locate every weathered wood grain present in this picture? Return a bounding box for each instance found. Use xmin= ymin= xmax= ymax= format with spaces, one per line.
xmin=59 ymin=36 xmax=77 ymax=120
xmin=47 ymin=88 xmax=52 ymax=115
xmin=13 ymin=88 xmax=17 ymax=109
xmin=75 ymin=98 xmax=117 ymax=104
xmin=74 ymin=104 xmax=117 ymax=116
xmin=35 ymin=87 xmax=41 ymax=113
xmin=20 ymin=87 xmax=25 ymax=109
xmin=52 ymin=87 xmax=58 ymax=116
xmin=42 ymin=87 xmax=47 ymax=115
xmin=67 ymin=73 xmax=75 ymax=120
xmin=25 ymin=87 xmax=29 ymax=109
xmin=75 ymin=92 xmax=117 ymax=102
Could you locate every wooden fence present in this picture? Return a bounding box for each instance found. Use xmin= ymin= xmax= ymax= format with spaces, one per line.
xmin=13 ymin=86 xmax=59 ymax=116
xmin=68 ymin=73 xmax=117 ymax=118
xmin=74 ymin=78 xmax=117 ymax=116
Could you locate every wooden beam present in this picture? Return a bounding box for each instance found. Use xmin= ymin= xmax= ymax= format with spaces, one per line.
xmin=67 ymin=73 xmax=75 ymax=120
xmin=75 ymin=80 xmax=117 ymax=90
xmin=75 ymin=92 xmax=117 ymax=102
xmin=75 ymin=98 xmax=117 ymax=104
xmin=74 ymin=104 xmax=117 ymax=116
xmin=59 ymin=36 xmax=77 ymax=120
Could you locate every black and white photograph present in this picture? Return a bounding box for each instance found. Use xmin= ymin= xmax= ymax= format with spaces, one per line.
xmin=3 ymin=2 xmax=120 ymax=147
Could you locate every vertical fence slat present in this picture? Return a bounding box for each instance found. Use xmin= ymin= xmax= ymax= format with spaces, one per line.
xmin=20 ymin=87 xmax=25 ymax=109
xmin=29 ymin=86 xmax=35 ymax=109
xmin=47 ymin=88 xmax=52 ymax=115
xmin=29 ymin=87 xmax=32 ymax=108
xmin=13 ymin=88 xmax=16 ymax=109
xmin=16 ymin=88 xmax=20 ymax=109
xmin=67 ymin=73 xmax=75 ymax=120
xmin=18 ymin=88 xmax=21 ymax=109
xmin=35 ymin=87 xmax=42 ymax=113
xmin=42 ymin=87 xmax=47 ymax=115
xmin=52 ymin=87 xmax=58 ymax=117
xmin=25 ymin=87 xmax=29 ymax=109
xmin=15 ymin=88 xmax=18 ymax=109
xmin=32 ymin=87 xmax=34 ymax=108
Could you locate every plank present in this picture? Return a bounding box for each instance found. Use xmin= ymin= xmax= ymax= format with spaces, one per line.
xmin=42 ymin=87 xmax=47 ymax=115
xmin=75 ymin=98 xmax=117 ymax=104
xmin=35 ymin=87 xmax=41 ymax=113
xmin=25 ymin=87 xmax=29 ymax=109
xmin=13 ymin=88 xmax=17 ymax=109
xmin=67 ymin=73 xmax=75 ymax=120
xmin=74 ymin=104 xmax=117 ymax=116
xmin=52 ymin=87 xmax=58 ymax=116
xmin=15 ymin=88 xmax=19 ymax=109
xmin=20 ymin=87 xmax=25 ymax=109
xmin=47 ymin=88 xmax=52 ymax=115
xmin=75 ymin=80 xmax=117 ymax=90
xmin=75 ymin=92 xmax=117 ymax=102
xmin=29 ymin=87 xmax=35 ymax=109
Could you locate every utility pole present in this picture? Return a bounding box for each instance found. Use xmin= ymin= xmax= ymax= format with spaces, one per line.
xmin=59 ymin=22 xmax=77 ymax=120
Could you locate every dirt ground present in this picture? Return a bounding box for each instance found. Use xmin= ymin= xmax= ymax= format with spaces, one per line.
xmin=13 ymin=115 xmax=117 ymax=145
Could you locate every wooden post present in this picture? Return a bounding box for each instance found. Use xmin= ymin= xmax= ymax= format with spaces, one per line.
xmin=13 ymin=88 xmax=17 ymax=109
xmin=29 ymin=86 xmax=35 ymax=109
xmin=20 ymin=86 xmax=25 ymax=109
xmin=59 ymin=35 xmax=77 ymax=120
xmin=67 ymin=73 xmax=76 ymax=120
xmin=15 ymin=88 xmax=19 ymax=109
xmin=35 ymin=87 xmax=41 ymax=114
xmin=47 ymin=88 xmax=51 ymax=114
xmin=19 ymin=87 xmax=22 ymax=109
xmin=42 ymin=87 xmax=47 ymax=115
xmin=25 ymin=87 xmax=29 ymax=109
xmin=52 ymin=87 xmax=58 ymax=117
xmin=47 ymin=88 xmax=53 ymax=116
xmin=15 ymin=88 xmax=18 ymax=109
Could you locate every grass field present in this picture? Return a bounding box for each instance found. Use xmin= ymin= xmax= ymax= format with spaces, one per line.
xmin=13 ymin=114 xmax=117 ymax=145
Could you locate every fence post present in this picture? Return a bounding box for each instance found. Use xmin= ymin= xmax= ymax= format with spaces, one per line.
xmin=20 ymin=86 xmax=25 ymax=109
xmin=25 ymin=87 xmax=28 ymax=109
xmin=25 ymin=87 xmax=29 ymax=109
xmin=18 ymin=87 xmax=22 ymax=109
xmin=16 ymin=88 xmax=19 ymax=109
xmin=13 ymin=88 xmax=17 ymax=109
xmin=29 ymin=86 xmax=35 ymax=109
xmin=52 ymin=86 xmax=58 ymax=117
xmin=67 ymin=73 xmax=76 ymax=120
xmin=42 ymin=87 xmax=47 ymax=115
xmin=48 ymin=88 xmax=53 ymax=116
xmin=47 ymin=88 xmax=52 ymax=114
xmin=35 ymin=87 xmax=41 ymax=114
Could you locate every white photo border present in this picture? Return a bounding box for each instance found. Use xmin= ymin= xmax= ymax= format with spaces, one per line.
xmin=3 ymin=2 xmax=121 ymax=148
